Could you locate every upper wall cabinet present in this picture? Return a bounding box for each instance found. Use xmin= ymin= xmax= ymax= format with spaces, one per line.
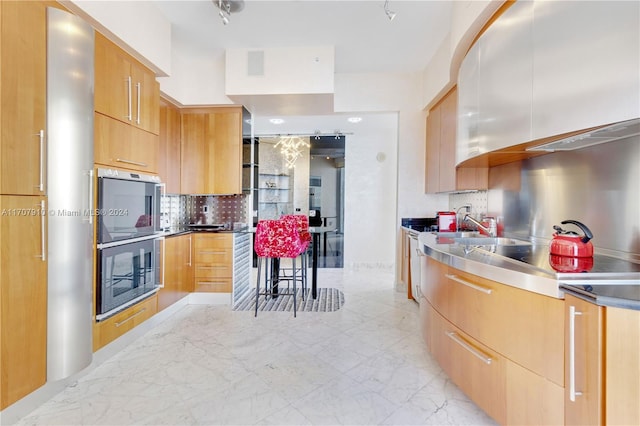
xmin=457 ymin=1 xmax=533 ymax=164
xmin=181 ymin=107 xmax=243 ymax=195
xmin=158 ymin=99 xmax=181 ymax=194
xmin=532 ymin=1 xmax=640 ymax=139
xmin=427 ymin=87 xmax=487 ymax=194
xmin=94 ymin=32 xmax=160 ymax=173
xmin=94 ymin=33 xmax=159 ymax=136
xmin=477 ymin=1 xmax=533 ymax=154
xmin=456 ymin=1 xmax=640 ymax=165
xmin=0 ymin=1 xmax=47 ymax=195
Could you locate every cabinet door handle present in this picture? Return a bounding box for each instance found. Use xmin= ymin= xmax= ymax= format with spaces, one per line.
xmin=446 ymin=331 xmax=492 ymax=365
xmin=37 ymin=130 xmax=45 ymax=192
xmin=39 ymin=200 xmax=46 ymax=261
xmin=135 ymin=82 xmax=141 ymax=125
xmin=187 ymin=236 xmax=192 ymax=266
xmin=115 ymin=308 xmax=146 ymax=327
xmin=86 ymin=169 xmax=94 ymax=224
xmin=125 ymin=76 xmax=132 ymax=121
xmin=116 ymin=158 xmax=148 ymax=168
xmin=569 ymin=305 xmax=583 ymax=402
xmin=445 ymin=274 xmax=492 ymax=295
xmin=199 ymin=250 xmax=227 ymax=255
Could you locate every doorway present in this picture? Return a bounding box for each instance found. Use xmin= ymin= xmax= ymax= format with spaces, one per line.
xmin=309 ymin=135 xmax=345 ymax=268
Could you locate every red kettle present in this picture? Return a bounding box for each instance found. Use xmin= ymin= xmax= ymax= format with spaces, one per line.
xmin=549 ymin=220 xmax=594 ymax=258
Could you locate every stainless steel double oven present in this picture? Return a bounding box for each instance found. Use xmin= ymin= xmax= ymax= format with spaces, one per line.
xmin=95 ymin=168 xmax=164 ymax=321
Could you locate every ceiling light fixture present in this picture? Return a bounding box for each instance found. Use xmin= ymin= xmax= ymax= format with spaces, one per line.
xmin=213 ymin=0 xmax=244 ymax=25
xmin=274 ymin=136 xmax=310 ymax=169
xmin=384 ymin=0 xmax=396 ymax=21
xmin=347 ymin=117 xmax=362 ymax=123
xmin=269 ymin=118 xmax=285 ymax=125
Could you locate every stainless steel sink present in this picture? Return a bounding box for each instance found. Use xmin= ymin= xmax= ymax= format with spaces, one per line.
xmin=453 ymin=237 xmax=532 ymax=246
xmin=433 ymin=231 xmax=482 ymax=238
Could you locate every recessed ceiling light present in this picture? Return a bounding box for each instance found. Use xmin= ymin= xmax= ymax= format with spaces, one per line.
xmin=347 ymin=117 xmax=362 ymax=123
xmin=269 ymin=118 xmax=284 ymax=125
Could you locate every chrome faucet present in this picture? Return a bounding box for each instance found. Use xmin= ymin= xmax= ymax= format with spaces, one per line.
xmin=463 ymin=214 xmax=498 ymax=237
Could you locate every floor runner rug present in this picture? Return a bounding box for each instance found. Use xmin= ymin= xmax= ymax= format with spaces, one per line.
xmin=233 ymin=287 xmax=345 ymax=313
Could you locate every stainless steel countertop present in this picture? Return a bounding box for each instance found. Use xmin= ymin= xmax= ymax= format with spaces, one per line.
xmin=418 ymin=232 xmax=640 ymax=305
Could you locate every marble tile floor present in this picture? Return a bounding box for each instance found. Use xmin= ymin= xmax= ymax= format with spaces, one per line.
xmin=15 ymin=269 xmax=497 ymax=426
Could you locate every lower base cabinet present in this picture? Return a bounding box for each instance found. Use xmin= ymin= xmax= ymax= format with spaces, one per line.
xmin=158 ymin=234 xmax=193 ymax=311
xmin=193 ymin=233 xmax=233 ymax=292
xmin=0 ymin=195 xmax=47 ymax=409
xmin=420 ymin=256 xmax=565 ymax=425
xmin=564 ymin=294 xmax=640 ymax=425
xmin=93 ymin=295 xmax=158 ymax=351
xmin=428 ymin=305 xmax=507 ymax=423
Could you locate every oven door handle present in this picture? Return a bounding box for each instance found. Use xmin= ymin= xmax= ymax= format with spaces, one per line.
xmin=156 ymin=236 xmax=165 ymax=289
xmin=155 ymin=183 xmax=166 ymax=234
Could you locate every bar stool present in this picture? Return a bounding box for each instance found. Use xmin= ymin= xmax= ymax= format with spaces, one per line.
xmin=254 ymin=219 xmax=306 ymax=317
xmin=280 ymin=214 xmax=311 ymax=296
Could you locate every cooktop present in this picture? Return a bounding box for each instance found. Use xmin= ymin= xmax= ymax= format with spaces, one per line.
xmin=487 ymin=244 xmax=640 ymax=277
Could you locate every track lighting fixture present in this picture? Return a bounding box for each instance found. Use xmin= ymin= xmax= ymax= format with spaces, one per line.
xmin=384 ymin=0 xmax=396 ymax=21
xmin=213 ymin=0 xmax=244 ymax=25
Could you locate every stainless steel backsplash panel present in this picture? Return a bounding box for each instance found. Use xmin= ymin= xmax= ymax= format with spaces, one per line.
xmin=490 ymin=136 xmax=639 ymax=258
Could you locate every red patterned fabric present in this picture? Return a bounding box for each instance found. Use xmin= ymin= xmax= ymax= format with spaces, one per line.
xmin=255 ymin=219 xmax=306 ymax=258
xmin=281 ymin=214 xmax=311 ymax=249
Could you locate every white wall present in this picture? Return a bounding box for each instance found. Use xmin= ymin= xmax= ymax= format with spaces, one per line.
xmin=67 ymin=0 xmax=172 ymax=76
xmin=157 ymin=38 xmax=230 ymax=106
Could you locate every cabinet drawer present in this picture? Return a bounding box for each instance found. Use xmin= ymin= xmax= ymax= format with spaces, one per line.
xmin=420 ymin=256 xmax=450 ymax=314
xmin=194 ymin=263 xmax=232 ymax=278
xmin=93 ymin=295 xmax=157 ymax=351
xmin=444 ymin=266 xmax=564 ymax=386
xmin=195 ymin=248 xmax=232 ymax=264
xmin=195 ymin=278 xmax=232 ymax=293
xmin=194 ymin=233 xmax=232 ymax=249
xmin=94 ymin=113 xmax=159 ymax=173
xmin=429 ymin=304 xmax=506 ymax=424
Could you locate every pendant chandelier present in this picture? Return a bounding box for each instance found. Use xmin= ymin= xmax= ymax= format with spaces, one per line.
xmin=274 ymin=136 xmax=310 ymax=169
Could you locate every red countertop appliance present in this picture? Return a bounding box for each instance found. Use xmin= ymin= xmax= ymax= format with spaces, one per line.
xmin=437 ymin=211 xmax=457 ymax=232
xmin=549 ymin=219 xmax=594 ymax=258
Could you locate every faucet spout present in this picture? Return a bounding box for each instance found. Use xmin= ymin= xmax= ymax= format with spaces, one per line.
xmin=464 ymin=214 xmax=497 ymax=237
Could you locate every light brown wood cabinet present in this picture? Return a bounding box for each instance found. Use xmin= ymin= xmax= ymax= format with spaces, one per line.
xmin=425 ymin=87 xmax=488 ymax=193
xmin=94 ymin=112 xmax=159 ymax=173
xmin=180 ymin=107 xmax=243 ymax=195
xmin=420 ymin=256 xmax=564 ymax=424
xmin=93 ymin=294 xmax=158 ymax=352
xmin=158 ymin=234 xmax=193 ymax=311
xmin=0 ymin=0 xmax=47 ymax=196
xmin=158 ymin=99 xmax=182 ymax=194
xmin=94 ymin=32 xmax=159 ymax=135
xmin=193 ymin=233 xmax=233 ymax=292
xmin=428 ymin=304 xmax=507 ymax=423
xmin=564 ymin=294 xmax=640 ymax=426
xmin=0 ymin=195 xmax=47 ymax=409
xmin=94 ymin=32 xmax=160 ymax=174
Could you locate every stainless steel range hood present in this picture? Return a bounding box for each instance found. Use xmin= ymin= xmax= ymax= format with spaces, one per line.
xmin=526 ymin=118 xmax=640 ymax=152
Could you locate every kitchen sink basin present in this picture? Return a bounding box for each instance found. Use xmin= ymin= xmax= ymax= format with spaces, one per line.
xmin=434 ymin=231 xmax=482 ymax=238
xmin=453 ymin=237 xmax=532 ymax=246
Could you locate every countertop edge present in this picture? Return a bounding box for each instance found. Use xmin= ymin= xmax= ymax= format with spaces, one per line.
xmin=419 ymin=232 xmax=640 ymax=309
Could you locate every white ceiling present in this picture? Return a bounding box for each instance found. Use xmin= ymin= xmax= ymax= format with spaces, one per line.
xmin=153 ymin=0 xmax=453 ymax=135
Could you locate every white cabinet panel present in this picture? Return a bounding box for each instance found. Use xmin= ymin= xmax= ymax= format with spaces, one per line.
xmin=532 ymin=1 xmax=640 ymax=139
xmin=456 ymin=41 xmax=480 ymax=163
xmin=477 ymin=0 xmax=533 ymax=152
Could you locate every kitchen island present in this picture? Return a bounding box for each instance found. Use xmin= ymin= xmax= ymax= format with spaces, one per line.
xmin=417 ymin=231 xmax=640 ymax=425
